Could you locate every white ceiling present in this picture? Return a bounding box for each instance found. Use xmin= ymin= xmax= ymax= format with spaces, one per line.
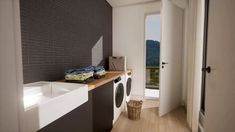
xmin=106 ymin=0 xmax=160 ymax=7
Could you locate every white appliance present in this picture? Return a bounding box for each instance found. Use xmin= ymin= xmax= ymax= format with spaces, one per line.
xmin=125 ymin=71 xmax=132 ymax=102
xmin=113 ymin=75 xmax=126 ymax=124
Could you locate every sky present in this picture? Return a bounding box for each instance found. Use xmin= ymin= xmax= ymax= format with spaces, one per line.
xmin=146 ymin=14 xmax=161 ymax=41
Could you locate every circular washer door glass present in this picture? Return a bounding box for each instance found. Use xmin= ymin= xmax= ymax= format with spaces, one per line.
xmin=126 ymin=78 xmax=132 ymax=96
xmin=115 ymin=83 xmax=124 ymax=108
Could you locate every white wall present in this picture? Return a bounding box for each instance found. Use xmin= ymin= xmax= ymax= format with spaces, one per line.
xmin=170 ymin=0 xmax=188 ymax=9
xmin=191 ymin=0 xmax=204 ymax=131
xmin=0 ymin=0 xmax=23 ymax=131
xmin=184 ymin=0 xmax=197 ymax=128
xmin=181 ymin=8 xmax=188 ymax=106
xmin=183 ymin=0 xmax=205 ymax=131
xmin=113 ymin=2 xmax=162 ymax=97
xmin=169 ymin=0 xmax=189 ymax=107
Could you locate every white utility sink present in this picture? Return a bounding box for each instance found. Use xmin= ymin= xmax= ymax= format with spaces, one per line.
xmin=22 ymin=81 xmax=88 ymax=132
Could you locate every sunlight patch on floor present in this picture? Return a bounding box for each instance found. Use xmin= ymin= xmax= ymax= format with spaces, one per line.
xmin=145 ymin=89 xmax=159 ymax=98
xmin=142 ymin=99 xmax=159 ymax=109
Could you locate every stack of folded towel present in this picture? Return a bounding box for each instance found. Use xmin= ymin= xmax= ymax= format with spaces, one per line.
xmin=93 ymin=66 xmax=106 ymax=79
xmin=65 ymin=66 xmax=106 ymax=82
xmin=65 ymin=66 xmax=94 ymax=82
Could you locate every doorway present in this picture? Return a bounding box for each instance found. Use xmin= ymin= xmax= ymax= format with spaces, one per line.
xmin=144 ymin=14 xmax=161 ymax=100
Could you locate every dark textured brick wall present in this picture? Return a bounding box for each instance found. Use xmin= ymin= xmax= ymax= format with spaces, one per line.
xmin=20 ymin=0 xmax=112 ymax=83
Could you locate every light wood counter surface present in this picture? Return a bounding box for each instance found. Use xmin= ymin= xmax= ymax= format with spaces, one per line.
xmin=57 ymin=70 xmax=131 ymax=91
xmin=87 ymin=71 xmax=125 ymax=91
xmin=88 ymin=70 xmax=132 ymax=90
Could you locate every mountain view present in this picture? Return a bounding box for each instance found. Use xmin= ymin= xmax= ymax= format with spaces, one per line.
xmin=146 ymin=40 xmax=160 ymax=67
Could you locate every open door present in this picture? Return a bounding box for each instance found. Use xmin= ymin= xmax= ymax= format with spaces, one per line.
xmin=145 ymin=14 xmax=161 ymax=99
xmin=204 ymin=0 xmax=235 ymax=131
xmin=159 ymin=0 xmax=184 ymax=116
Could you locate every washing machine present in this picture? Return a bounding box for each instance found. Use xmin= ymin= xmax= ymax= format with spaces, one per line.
xmin=125 ymin=70 xmax=132 ymax=102
xmin=113 ymin=75 xmax=126 ymax=124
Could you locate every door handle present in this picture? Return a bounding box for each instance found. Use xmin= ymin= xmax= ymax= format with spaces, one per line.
xmin=162 ymin=62 xmax=168 ymax=68
xmin=202 ymin=66 xmax=211 ymax=73
xmin=162 ymin=62 xmax=168 ymax=65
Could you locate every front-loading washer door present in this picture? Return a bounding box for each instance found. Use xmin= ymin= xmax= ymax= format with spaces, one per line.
xmin=126 ymin=78 xmax=132 ymax=96
xmin=115 ymin=83 xmax=124 ymax=108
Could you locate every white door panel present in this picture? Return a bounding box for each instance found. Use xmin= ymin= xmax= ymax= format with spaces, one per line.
xmin=205 ymin=0 xmax=235 ymax=131
xmin=159 ymin=0 xmax=184 ymax=116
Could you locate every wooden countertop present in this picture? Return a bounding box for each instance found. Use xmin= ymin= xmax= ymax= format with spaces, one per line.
xmin=87 ymin=71 xmax=125 ymax=91
xmin=88 ymin=70 xmax=131 ymax=90
xmin=57 ymin=70 xmax=131 ymax=91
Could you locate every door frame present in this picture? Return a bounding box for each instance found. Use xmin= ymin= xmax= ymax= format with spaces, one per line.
xmin=186 ymin=0 xmax=207 ymax=131
xmin=143 ymin=12 xmax=161 ymax=99
xmin=13 ymin=0 xmax=25 ymax=131
xmin=0 ymin=0 xmax=24 ymax=131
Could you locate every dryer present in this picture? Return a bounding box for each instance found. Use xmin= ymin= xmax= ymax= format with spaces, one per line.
xmin=113 ymin=75 xmax=126 ymax=124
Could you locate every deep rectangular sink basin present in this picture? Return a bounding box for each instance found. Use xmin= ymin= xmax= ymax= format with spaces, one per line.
xmin=22 ymin=81 xmax=88 ymax=132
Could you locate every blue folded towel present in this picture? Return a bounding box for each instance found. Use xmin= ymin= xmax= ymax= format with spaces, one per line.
xmin=65 ymin=66 xmax=105 ymax=75
xmin=93 ymin=66 xmax=105 ymax=72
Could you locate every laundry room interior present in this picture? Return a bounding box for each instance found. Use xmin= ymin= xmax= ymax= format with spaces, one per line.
xmin=2 ymin=0 xmax=235 ymax=132
xmin=1 ymin=0 xmax=191 ymax=131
